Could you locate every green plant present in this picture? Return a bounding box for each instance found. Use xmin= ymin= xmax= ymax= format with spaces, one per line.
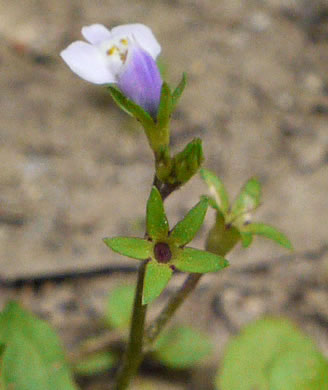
xmin=1 ymin=21 xmax=314 ymax=390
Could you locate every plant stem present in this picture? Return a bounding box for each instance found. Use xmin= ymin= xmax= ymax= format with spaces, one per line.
xmin=152 ymin=175 xmax=179 ymax=201
xmin=113 ymin=175 xmax=178 ymax=390
xmin=144 ymin=273 xmax=202 ymax=349
xmin=113 ymin=261 xmax=147 ymax=390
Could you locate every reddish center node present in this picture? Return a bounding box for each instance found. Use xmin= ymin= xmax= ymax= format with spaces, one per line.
xmin=154 ymin=242 xmax=172 ymax=263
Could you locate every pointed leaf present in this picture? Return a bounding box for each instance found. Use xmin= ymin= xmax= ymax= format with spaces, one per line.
xmin=146 ymin=186 xmax=169 ymax=240
xmin=244 ymin=223 xmax=292 ymax=249
xmin=103 ymin=237 xmax=153 ymax=260
xmin=171 ymin=72 xmax=187 ymax=110
xmin=174 ymin=247 xmax=229 ymax=273
xmin=200 ymin=168 xmax=230 ymax=214
xmin=156 ymin=82 xmax=172 ymax=130
xmin=0 ymin=302 xmax=77 ymax=390
xmin=143 ymin=261 xmax=173 ymax=305
xmin=240 ymin=231 xmax=253 ymax=248
xmin=231 ymin=177 xmax=261 ymax=222
xmin=108 ymin=86 xmax=155 ymax=129
xmin=170 ymin=197 xmax=208 ymax=246
xmin=105 ymin=285 xmax=135 ymax=329
xmin=154 ymin=325 xmax=212 ymax=369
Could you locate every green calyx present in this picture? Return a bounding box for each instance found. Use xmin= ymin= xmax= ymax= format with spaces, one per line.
xmin=200 ymin=168 xmax=293 ymax=251
xmin=104 ymin=186 xmax=229 ymax=305
xmin=108 ymin=75 xmax=203 ymax=189
xmin=108 ymin=73 xmax=187 ymax=157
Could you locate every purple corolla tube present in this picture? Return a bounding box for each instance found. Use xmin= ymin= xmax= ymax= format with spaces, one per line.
xmin=118 ymin=45 xmax=162 ymax=118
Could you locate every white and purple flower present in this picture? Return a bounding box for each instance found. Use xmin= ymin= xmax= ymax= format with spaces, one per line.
xmin=60 ymin=23 xmax=162 ymax=117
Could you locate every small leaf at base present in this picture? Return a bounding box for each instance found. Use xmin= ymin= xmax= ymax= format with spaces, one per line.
xmin=0 ymin=302 xmax=77 ymax=390
xmin=105 ymin=285 xmax=135 ymax=329
xmin=218 ymin=317 xmax=328 ymax=390
xmin=154 ymin=325 xmax=212 ymax=369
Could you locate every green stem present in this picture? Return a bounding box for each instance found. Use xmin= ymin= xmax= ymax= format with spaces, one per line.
xmin=144 ymin=273 xmax=202 ymax=349
xmin=153 ymin=175 xmax=179 ymax=201
xmin=113 ymin=261 xmax=147 ymax=390
xmin=114 ymin=175 xmax=178 ymax=390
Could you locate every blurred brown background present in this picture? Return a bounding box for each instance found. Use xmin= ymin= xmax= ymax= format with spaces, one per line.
xmin=0 ymin=0 xmax=328 ymax=388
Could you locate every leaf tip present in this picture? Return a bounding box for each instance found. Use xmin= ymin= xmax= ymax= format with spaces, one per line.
xmin=103 ymin=237 xmax=111 ymax=246
xmin=223 ymin=258 xmax=230 ymax=269
xmin=283 ymin=239 xmax=293 ymax=251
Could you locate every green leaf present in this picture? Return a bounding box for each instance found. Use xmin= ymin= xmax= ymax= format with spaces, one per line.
xmin=269 ymin=349 xmax=328 ymax=390
xmin=103 ymin=237 xmax=153 ymax=260
xmin=244 ymin=223 xmax=293 ymax=249
xmin=200 ymin=168 xmax=230 ymax=214
xmin=240 ymin=231 xmax=253 ymax=248
xmin=172 ymin=138 xmax=204 ymax=184
xmin=108 ymin=86 xmax=155 ymax=129
xmin=174 ymin=247 xmax=229 ymax=273
xmin=0 ymin=302 xmax=77 ymax=390
xmin=156 ymin=82 xmax=172 ymax=131
xmin=146 ymin=186 xmax=169 ymax=240
xmin=73 ymin=351 xmax=116 ymax=376
xmin=143 ymin=261 xmax=173 ymax=305
xmin=230 ymin=177 xmax=261 ymax=223
xmin=217 ymin=317 xmax=326 ymax=390
xmin=170 ymin=197 xmax=208 ymax=246
xmin=105 ymin=285 xmax=135 ymax=329
xmin=171 ymin=72 xmax=187 ymax=110
xmin=154 ymin=325 xmax=212 ymax=369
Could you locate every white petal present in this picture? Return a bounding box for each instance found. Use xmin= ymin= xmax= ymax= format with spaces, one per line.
xmin=111 ymin=24 xmax=161 ymax=59
xmin=81 ymin=24 xmax=112 ymax=45
xmin=60 ymin=41 xmax=115 ymax=84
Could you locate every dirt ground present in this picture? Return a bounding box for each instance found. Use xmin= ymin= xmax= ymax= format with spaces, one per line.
xmin=1 ymin=0 xmax=328 ymax=389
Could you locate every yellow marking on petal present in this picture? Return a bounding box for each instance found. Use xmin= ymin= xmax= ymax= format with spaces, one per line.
xmin=107 ymin=46 xmax=118 ymax=56
xmin=120 ymin=38 xmax=128 ymax=46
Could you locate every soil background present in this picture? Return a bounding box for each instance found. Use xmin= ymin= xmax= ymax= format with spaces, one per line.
xmin=1 ymin=0 xmax=328 ymax=389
